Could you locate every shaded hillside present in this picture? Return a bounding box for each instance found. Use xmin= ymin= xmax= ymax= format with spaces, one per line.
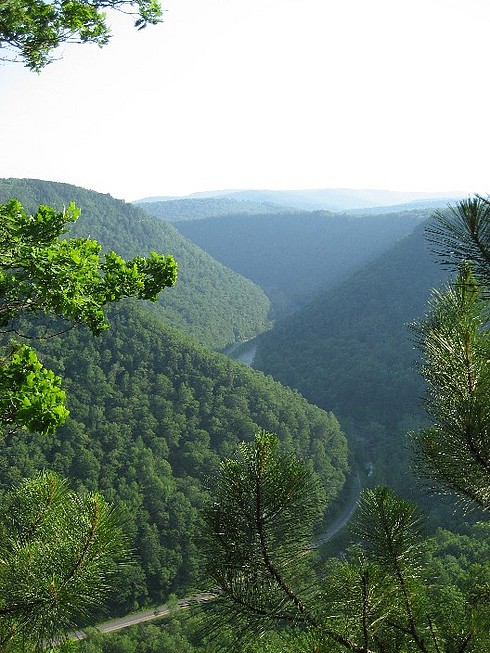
xmin=0 ymin=178 xmax=271 ymax=349
xmin=0 ymin=303 xmax=348 ymax=613
xmin=173 ymin=210 xmax=426 ymax=315
xmin=136 ymin=196 xmax=299 ymax=221
xmin=253 ymin=221 xmax=450 ymax=509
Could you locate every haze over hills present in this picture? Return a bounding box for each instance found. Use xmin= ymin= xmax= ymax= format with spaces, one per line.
xmin=134 ymin=196 xmax=301 ymax=222
xmin=166 ymin=209 xmax=428 ymax=316
xmin=252 ymin=220 xmax=454 ymax=520
xmin=136 ymin=188 xmax=466 ymax=212
xmin=345 ymin=196 xmax=471 ymax=215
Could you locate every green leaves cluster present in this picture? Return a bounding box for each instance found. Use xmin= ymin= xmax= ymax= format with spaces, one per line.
xmin=0 ymin=198 xmax=177 ymax=336
xmin=0 ymin=197 xmax=176 ymax=435
xmin=0 ymin=0 xmax=162 ymax=71
xmin=0 ymin=342 xmax=68 ymax=436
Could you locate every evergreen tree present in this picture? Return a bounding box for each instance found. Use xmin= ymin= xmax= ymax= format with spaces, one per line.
xmin=203 ymin=433 xmax=487 ymax=652
xmin=0 ymin=472 xmax=127 ymax=651
xmin=412 ymin=196 xmax=490 ymax=510
xmin=202 ymin=196 xmax=490 ymax=652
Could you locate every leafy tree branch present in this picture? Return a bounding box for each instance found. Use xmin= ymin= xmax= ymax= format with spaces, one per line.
xmin=0 ymin=0 xmax=163 ymax=70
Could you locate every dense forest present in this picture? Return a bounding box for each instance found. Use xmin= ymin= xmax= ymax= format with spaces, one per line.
xmin=0 ymin=179 xmax=349 ymax=615
xmin=0 ymin=302 xmax=348 ymax=614
xmin=1 ymin=178 xmax=488 ymax=652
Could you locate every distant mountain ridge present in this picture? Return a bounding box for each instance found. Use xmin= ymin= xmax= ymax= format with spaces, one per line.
xmin=133 ymin=196 xmax=301 ymax=221
xmin=136 ymin=188 xmax=466 ymax=212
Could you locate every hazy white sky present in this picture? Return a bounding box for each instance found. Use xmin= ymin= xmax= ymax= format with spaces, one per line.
xmin=0 ymin=0 xmax=489 ymax=201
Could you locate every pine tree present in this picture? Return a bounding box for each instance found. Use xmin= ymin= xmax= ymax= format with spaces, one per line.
xmin=202 ymin=196 xmax=490 ymax=652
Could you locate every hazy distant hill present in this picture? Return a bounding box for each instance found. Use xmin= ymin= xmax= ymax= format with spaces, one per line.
xmin=253 ymin=221 xmax=451 ymax=518
xmin=346 ymin=197 xmax=467 ymax=215
xmin=138 ymin=188 xmax=465 ymax=212
xmin=134 ymin=196 xmax=300 ymax=221
xmin=0 ymin=178 xmax=271 ymax=349
xmin=173 ymin=209 xmax=428 ymax=315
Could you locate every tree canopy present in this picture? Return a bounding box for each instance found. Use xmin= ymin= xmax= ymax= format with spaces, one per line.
xmin=0 ymin=0 xmax=162 ymax=70
xmin=0 ymin=197 xmax=177 ymax=436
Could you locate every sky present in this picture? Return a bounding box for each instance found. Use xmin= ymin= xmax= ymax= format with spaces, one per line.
xmin=0 ymin=0 xmax=489 ymax=202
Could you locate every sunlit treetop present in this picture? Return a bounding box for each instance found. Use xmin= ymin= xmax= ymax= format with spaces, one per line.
xmin=0 ymin=0 xmax=163 ymax=71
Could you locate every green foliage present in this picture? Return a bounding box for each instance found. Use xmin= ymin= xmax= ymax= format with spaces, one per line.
xmin=203 ymin=439 xmax=488 ymax=652
xmin=0 ymin=195 xmax=176 ymax=436
xmin=203 ymin=432 xmax=323 ymax=629
xmin=0 ymin=471 xmax=127 ymax=651
xmin=0 ymin=342 xmax=69 ymax=436
xmin=0 ymin=198 xmax=177 ymax=336
xmin=0 ymin=0 xmax=162 ymax=71
xmin=425 ymin=195 xmax=490 ymax=286
xmin=353 ymin=486 xmax=423 ymax=574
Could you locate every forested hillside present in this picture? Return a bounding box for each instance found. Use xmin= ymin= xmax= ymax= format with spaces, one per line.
xmin=253 ymin=221 xmax=451 ymax=519
xmin=0 ymin=178 xmax=271 ymax=349
xmin=171 ymin=210 xmax=426 ymax=314
xmin=135 ymin=197 xmax=299 ymax=221
xmin=0 ymin=302 xmax=348 ymax=614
